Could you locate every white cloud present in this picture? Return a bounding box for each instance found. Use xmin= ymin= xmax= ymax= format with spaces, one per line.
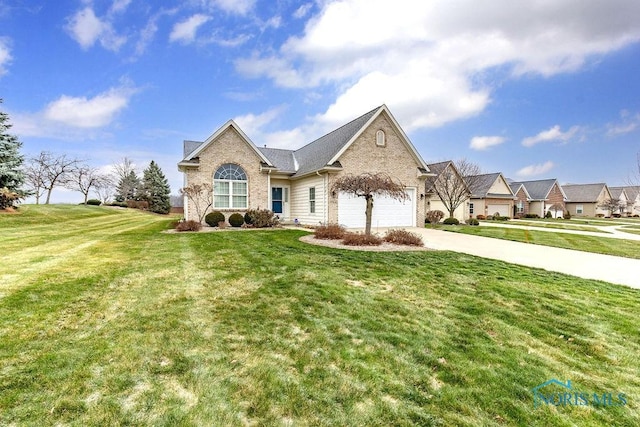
xmin=0 ymin=37 xmax=11 ymax=77
xmin=109 ymin=0 xmax=132 ymax=15
xmin=170 ymin=14 xmax=211 ymax=44
xmin=293 ymin=3 xmax=313 ymax=19
xmin=11 ymin=81 xmax=138 ymax=138
xmin=607 ymin=110 xmax=640 ymax=136
xmin=516 ymin=161 xmax=555 ymax=178
xmin=236 ymin=0 xmax=640 ymax=131
xmin=470 ymin=135 xmax=506 ymax=151
xmin=65 ymin=6 xmax=126 ymax=51
xmin=522 ymin=125 xmax=580 ymax=147
xmin=201 ymin=0 xmax=256 ymax=16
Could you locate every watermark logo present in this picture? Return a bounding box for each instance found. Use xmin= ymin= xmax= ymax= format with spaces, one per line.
xmin=532 ymin=379 xmax=627 ymax=408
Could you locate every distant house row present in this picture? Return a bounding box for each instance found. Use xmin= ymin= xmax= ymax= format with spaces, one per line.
xmin=425 ymin=163 xmax=640 ymax=221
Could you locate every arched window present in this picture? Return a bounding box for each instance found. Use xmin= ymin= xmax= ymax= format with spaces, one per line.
xmin=376 ymin=130 xmax=386 ymax=146
xmin=214 ymin=164 xmax=247 ymax=209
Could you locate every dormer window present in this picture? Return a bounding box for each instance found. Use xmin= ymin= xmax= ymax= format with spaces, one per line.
xmin=376 ymin=130 xmax=386 ymax=146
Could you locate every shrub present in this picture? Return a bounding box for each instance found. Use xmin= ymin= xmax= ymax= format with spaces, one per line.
xmin=563 ymin=211 xmax=571 ymax=220
xmin=315 ymin=223 xmax=346 ymax=240
xmin=596 ymin=213 xmax=605 ymax=218
xmin=443 ymin=217 xmax=459 ymax=225
xmin=243 ymin=209 xmax=278 ymax=228
xmin=383 ymin=229 xmax=423 ymax=246
xmin=244 ymin=211 xmax=253 ymax=225
xmin=229 ymin=213 xmax=244 ymax=227
xmin=425 ymin=210 xmax=445 ymax=225
xmin=86 ymin=199 xmax=102 ymax=206
xmin=476 ymin=214 xmax=486 ymax=220
xmin=0 ymin=187 xmax=20 ymax=210
xmin=175 ymin=220 xmax=202 ymax=232
xmin=205 ymin=211 xmax=225 ymax=227
xmin=342 ymin=232 xmax=382 ymax=246
xmin=524 ymin=213 xmax=540 ymax=218
xmin=466 ymin=218 xmax=479 ymax=226
xmin=545 ymin=210 xmax=553 ymax=219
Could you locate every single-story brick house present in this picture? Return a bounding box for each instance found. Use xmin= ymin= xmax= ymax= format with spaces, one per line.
xmin=465 ymin=172 xmax=515 ymax=218
xmin=508 ymin=178 xmax=567 ymax=218
xmin=178 ymin=105 xmax=433 ymax=227
xmin=623 ymin=186 xmax=640 ymax=216
xmin=563 ymin=183 xmax=612 ymax=217
xmin=608 ymin=186 xmax=630 ymax=216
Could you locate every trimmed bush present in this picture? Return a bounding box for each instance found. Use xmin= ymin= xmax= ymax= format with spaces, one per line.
xmin=466 ymin=218 xmax=479 ymax=226
xmin=443 ymin=217 xmax=459 ymax=225
xmin=205 ymin=211 xmax=225 ymax=227
xmin=175 ymin=220 xmax=202 ymax=232
xmin=229 ymin=213 xmax=244 ymax=227
xmin=524 ymin=213 xmax=540 ymax=218
xmin=563 ymin=211 xmax=571 ymax=220
xmin=244 ymin=211 xmax=253 ymax=225
xmin=243 ymin=209 xmax=278 ymax=228
xmin=342 ymin=232 xmax=382 ymax=246
xmin=476 ymin=215 xmax=486 ymax=220
xmin=425 ymin=210 xmax=445 ymax=225
xmin=383 ymin=229 xmax=423 ymax=246
xmin=315 ymin=223 xmax=346 ymax=240
xmin=545 ymin=210 xmax=553 ymax=218
xmin=86 ymin=199 xmax=102 ymax=206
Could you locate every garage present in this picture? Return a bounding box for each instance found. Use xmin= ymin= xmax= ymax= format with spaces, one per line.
xmin=338 ymin=189 xmax=416 ymax=228
xmin=487 ymin=204 xmax=510 ymax=217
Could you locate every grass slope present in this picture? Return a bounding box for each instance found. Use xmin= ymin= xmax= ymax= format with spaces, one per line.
xmin=1 ymin=206 xmax=639 ymax=426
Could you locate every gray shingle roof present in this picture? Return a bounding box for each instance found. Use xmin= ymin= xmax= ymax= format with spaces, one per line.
xmin=608 ymin=186 xmax=625 ymax=199
xmin=466 ymin=172 xmax=506 ymax=198
xmin=624 ymin=186 xmax=640 ymax=200
xmin=184 ymin=140 xmax=203 ymax=158
xmin=563 ymin=183 xmax=607 ymax=202
xmin=424 ymin=161 xmax=452 ymax=192
xmin=257 ymin=147 xmax=297 ymax=173
xmin=291 ymin=106 xmax=379 ymax=177
xmin=509 ymin=178 xmax=560 ymax=201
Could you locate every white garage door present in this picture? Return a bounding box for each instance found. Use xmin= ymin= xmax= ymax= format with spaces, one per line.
xmin=338 ymin=189 xmax=415 ymax=228
xmin=487 ymin=204 xmax=510 ymax=217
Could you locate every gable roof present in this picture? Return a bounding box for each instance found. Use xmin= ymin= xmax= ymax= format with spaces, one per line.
xmin=257 ymin=147 xmax=297 ymax=173
xmin=509 ymin=182 xmax=530 ymax=198
xmin=291 ymin=104 xmax=429 ymax=178
xmin=623 ymin=186 xmax=640 ymax=201
xmin=509 ymin=178 xmax=566 ymax=201
xmin=562 ymin=183 xmax=610 ymax=202
xmin=180 ymin=120 xmax=274 ymax=167
xmin=465 ymin=172 xmax=514 ymax=198
xmin=424 ymin=161 xmax=470 ymax=194
xmin=608 ymin=186 xmax=627 ymax=200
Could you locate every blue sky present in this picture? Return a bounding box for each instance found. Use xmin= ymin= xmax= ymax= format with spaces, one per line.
xmin=1 ymin=0 xmax=639 ymax=202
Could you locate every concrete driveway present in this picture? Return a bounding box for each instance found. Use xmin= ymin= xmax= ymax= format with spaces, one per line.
xmin=404 ymin=227 xmax=640 ymax=289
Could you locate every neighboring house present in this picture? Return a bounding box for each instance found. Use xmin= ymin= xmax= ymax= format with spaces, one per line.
xmin=608 ymin=187 xmax=630 ymax=216
xmin=563 ymin=183 xmax=612 ymax=217
xmin=178 ymin=105 xmax=432 ymax=227
xmin=623 ymin=186 xmax=640 ymax=216
xmin=424 ymin=160 xmax=471 ymax=222
xmin=465 ymin=172 xmax=515 ymax=218
xmin=508 ymin=178 xmax=567 ymax=218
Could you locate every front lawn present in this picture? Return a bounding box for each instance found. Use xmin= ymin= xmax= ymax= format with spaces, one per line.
xmin=445 ymin=225 xmax=640 ymax=260
xmin=1 ymin=206 xmax=639 ymax=426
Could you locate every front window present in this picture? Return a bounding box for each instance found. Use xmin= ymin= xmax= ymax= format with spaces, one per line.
xmin=576 ymin=205 xmax=583 ymax=214
xmin=517 ymin=201 xmax=524 ymax=213
xmin=469 ymin=203 xmax=474 ymax=215
xmin=214 ymin=164 xmax=247 ymax=209
xmin=376 ymin=130 xmax=386 ymax=146
xmin=309 ymin=187 xmax=316 ymax=213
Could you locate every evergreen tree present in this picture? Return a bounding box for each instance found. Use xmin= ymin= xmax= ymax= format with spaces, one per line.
xmin=115 ymin=170 xmax=140 ymax=202
xmin=0 ymin=100 xmax=26 ymax=197
xmin=142 ymin=161 xmax=171 ymax=214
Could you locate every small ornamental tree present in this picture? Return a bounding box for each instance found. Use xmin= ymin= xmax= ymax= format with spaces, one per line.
xmin=331 ymin=173 xmax=407 ymax=236
xmin=141 ymin=160 xmax=171 ymax=214
xmin=180 ymin=183 xmax=213 ymax=224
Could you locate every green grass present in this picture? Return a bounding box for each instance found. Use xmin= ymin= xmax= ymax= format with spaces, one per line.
xmin=505 ymin=220 xmax=610 ymax=233
xmin=1 ymin=205 xmax=639 ymax=426
xmin=446 ymin=225 xmax=640 ymax=260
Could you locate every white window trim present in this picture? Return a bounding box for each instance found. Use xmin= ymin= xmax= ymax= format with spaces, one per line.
xmin=376 ymin=130 xmax=386 ymax=146
xmin=309 ymin=187 xmax=316 ymax=213
xmin=214 ymin=164 xmax=248 ymax=209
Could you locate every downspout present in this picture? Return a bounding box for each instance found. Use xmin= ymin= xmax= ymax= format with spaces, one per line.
xmin=182 ymin=171 xmax=188 ymax=220
xmin=267 ymin=169 xmax=271 ymax=211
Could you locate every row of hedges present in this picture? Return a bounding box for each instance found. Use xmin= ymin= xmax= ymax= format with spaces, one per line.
xmin=314 ymin=224 xmax=423 ymax=247
xmin=202 ymin=209 xmax=279 ymax=228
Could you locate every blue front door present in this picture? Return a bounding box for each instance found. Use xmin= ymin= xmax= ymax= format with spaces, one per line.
xmin=272 ymin=187 xmax=283 ymax=214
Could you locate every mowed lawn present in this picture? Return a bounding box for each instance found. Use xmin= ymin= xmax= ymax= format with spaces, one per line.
xmin=1 ymin=206 xmax=639 ymax=426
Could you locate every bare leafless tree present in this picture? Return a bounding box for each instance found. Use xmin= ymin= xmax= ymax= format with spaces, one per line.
xmin=94 ymin=175 xmax=115 ymax=204
xmin=67 ymin=165 xmax=111 ymax=204
xmin=426 ymin=159 xmax=481 ymax=218
xmin=26 ymin=151 xmax=81 ymax=204
xmin=23 ymin=159 xmax=47 ymax=204
xmin=599 ymin=197 xmax=623 ymax=217
xmin=113 ymin=157 xmax=137 ymax=182
xmin=331 ymin=173 xmax=407 ymax=235
xmin=180 ymin=183 xmax=213 ymax=223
